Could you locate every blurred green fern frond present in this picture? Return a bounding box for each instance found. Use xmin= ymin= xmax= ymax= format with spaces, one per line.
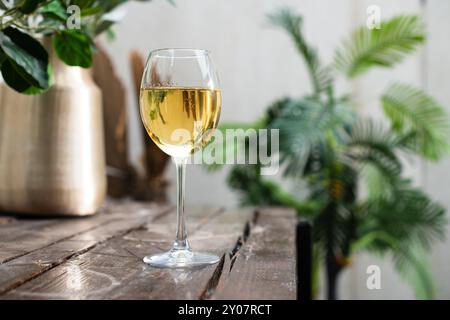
xmin=334 ymin=15 xmax=425 ymax=78
xmin=227 ymin=165 xmax=320 ymax=216
xmin=268 ymin=9 xmax=332 ymax=96
xmin=345 ymin=119 xmax=402 ymax=181
xmin=382 ymin=83 xmax=450 ymax=160
xmin=364 ymin=182 xmax=446 ymax=250
xmin=354 ymin=180 xmax=446 ymax=299
xmin=392 ymin=244 xmax=435 ymax=299
xmin=268 ymin=97 xmax=353 ymax=177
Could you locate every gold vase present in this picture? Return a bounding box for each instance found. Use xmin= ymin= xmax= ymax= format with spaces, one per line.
xmin=0 ymin=41 xmax=106 ymax=216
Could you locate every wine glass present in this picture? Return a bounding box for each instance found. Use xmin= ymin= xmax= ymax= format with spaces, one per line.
xmin=139 ymin=48 xmax=221 ymax=268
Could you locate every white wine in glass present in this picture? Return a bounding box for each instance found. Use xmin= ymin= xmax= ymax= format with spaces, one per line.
xmin=140 ymin=87 xmax=221 ymax=158
xmin=139 ymin=49 xmax=222 ymax=268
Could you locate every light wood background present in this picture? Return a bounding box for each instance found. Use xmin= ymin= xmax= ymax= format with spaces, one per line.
xmin=104 ymin=0 xmax=450 ymax=299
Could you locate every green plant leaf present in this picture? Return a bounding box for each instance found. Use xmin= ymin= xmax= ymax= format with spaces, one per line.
xmin=39 ymin=0 xmax=67 ymax=20
xmin=53 ymin=30 xmax=93 ymax=68
xmin=69 ymin=0 xmax=96 ymax=9
xmin=105 ymin=27 xmax=116 ymax=42
xmin=0 ymin=1 xmax=16 ymax=10
xmin=392 ymin=243 xmax=435 ymax=299
xmin=76 ymin=0 xmax=124 ymax=13
xmin=80 ymin=6 xmax=103 ymax=17
xmin=346 ymin=119 xmax=402 ymax=179
xmin=1 ymin=59 xmax=47 ymax=94
xmin=356 ymin=179 xmax=445 ymax=299
xmin=334 ymin=15 xmax=425 ymax=78
xmin=1 ymin=58 xmax=34 ymax=92
xmin=226 ymin=165 xmax=318 ymax=215
xmin=227 ymin=165 xmax=271 ymax=207
xmin=354 ymin=231 xmax=436 ymax=299
xmin=0 ymin=27 xmax=49 ymax=93
xmin=382 ymin=83 xmax=450 ymax=160
xmin=0 ymin=2 xmax=6 ymax=10
xmin=20 ymin=0 xmax=46 ymax=14
xmin=362 ymin=164 xmax=395 ymax=202
xmin=268 ymin=8 xmax=332 ymax=96
xmin=365 ymin=182 xmax=446 ymax=250
xmin=269 ymin=97 xmax=353 ymax=177
xmin=94 ymin=20 xmax=115 ymax=36
xmin=35 ymin=16 xmax=65 ymax=34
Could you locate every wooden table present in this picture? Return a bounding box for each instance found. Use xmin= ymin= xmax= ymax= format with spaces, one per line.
xmin=0 ymin=201 xmax=299 ymax=300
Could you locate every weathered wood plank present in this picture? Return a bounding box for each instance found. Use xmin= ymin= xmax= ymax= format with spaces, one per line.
xmin=0 ymin=202 xmax=171 ymax=296
xmin=2 ymin=207 xmax=252 ymax=300
xmin=2 ymin=206 xmax=213 ymax=298
xmin=105 ymin=208 xmax=253 ymax=300
xmin=1 ymin=205 xmax=298 ymax=300
xmin=0 ymin=201 xmax=163 ymax=264
xmin=211 ymin=208 xmax=297 ymax=300
xmin=0 ymin=218 xmax=61 ymax=262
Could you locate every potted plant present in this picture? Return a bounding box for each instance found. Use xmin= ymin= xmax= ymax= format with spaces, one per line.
xmin=208 ymin=9 xmax=449 ymax=299
xmin=0 ymin=0 xmax=161 ymax=216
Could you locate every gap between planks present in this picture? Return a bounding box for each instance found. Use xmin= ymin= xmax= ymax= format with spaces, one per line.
xmin=201 ymin=208 xmax=297 ymax=300
xmin=1 ymin=206 xmax=296 ymax=300
xmin=0 ymin=201 xmax=168 ymax=264
xmin=0 ymin=204 xmax=173 ymax=296
xmin=0 ymin=206 xmax=227 ymax=299
xmin=199 ymin=210 xmax=257 ymax=300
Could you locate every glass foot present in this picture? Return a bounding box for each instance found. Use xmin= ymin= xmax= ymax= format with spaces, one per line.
xmin=143 ymin=249 xmax=220 ymax=268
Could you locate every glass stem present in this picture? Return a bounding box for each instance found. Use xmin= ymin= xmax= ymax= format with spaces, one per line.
xmin=173 ymin=157 xmax=190 ymax=251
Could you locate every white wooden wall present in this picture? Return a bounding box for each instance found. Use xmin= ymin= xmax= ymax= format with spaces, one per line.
xmin=105 ymin=0 xmax=450 ymax=299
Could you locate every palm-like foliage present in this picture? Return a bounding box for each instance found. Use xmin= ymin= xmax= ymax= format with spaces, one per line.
xmin=335 ymin=15 xmax=425 ymax=77
xmin=207 ymin=9 xmax=449 ymax=299
xmin=345 ymin=119 xmax=402 ymax=183
xmin=357 ymin=180 xmax=446 ymax=298
xmin=267 ymin=9 xmax=332 ymax=96
xmin=382 ymin=83 xmax=450 ymax=160
xmin=268 ymin=97 xmax=353 ymax=177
